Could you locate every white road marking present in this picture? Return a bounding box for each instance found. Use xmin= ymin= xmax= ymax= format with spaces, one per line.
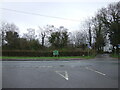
xmin=39 ymin=66 xmax=53 ymax=68
xmin=85 ymin=67 xmax=106 ymax=76
xmin=47 ymin=66 xmax=53 ymax=68
xmin=55 ymin=71 xmax=69 ymax=80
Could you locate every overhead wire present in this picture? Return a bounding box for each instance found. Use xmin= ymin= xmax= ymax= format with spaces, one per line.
xmin=0 ymin=8 xmax=80 ymax=22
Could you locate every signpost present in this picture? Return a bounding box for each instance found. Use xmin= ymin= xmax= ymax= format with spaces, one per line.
xmin=114 ymin=46 xmax=117 ymax=55
xmin=118 ymin=44 xmax=120 ymax=48
xmin=87 ymin=44 xmax=92 ymax=56
xmin=118 ymin=44 xmax=120 ymax=56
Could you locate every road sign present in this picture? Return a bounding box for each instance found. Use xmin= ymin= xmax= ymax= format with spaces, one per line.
xmin=118 ymin=44 xmax=120 ymax=48
xmin=53 ymin=50 xmax=59 ymax=56
xmin=114 ymin=46 xmax=117 ymax=49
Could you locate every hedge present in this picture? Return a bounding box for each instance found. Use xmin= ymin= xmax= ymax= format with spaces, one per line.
xmin=2 ymin=50 xmax=88 ymax=57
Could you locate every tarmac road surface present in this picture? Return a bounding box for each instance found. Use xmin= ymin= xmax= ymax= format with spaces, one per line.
xmin=2 ymin=54 xmax=119 ymax=88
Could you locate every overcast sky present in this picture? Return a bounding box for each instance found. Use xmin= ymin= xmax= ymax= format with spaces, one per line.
xmin=0 ymin=0 xmax=119 ymax=35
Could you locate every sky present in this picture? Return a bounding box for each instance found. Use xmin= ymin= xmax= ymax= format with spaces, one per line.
xmin=0 ymin=0 xmax=119 ymax=35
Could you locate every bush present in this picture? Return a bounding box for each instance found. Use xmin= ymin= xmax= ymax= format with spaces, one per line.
xmin=59 ymin=51 xmax=88 ymax=56
xmin=2 ymin=50 xmax=52 ymax=57
xmin=2 ymin=50 xmax=89 ymax=57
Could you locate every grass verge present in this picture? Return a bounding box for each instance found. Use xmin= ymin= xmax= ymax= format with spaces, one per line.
xmin=1 ymin=55 xmax=95 ymax=60
xmin=110 ymin=54 xmax=119 ymax=58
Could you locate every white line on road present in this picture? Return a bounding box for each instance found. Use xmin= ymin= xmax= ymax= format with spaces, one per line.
xmin=55 ymin=71 xmax=69 ymax=80
xmin=85 ymin=67 xmax=106 ymax=76
xmin=39 ymin=66 xmax=53 ymax=68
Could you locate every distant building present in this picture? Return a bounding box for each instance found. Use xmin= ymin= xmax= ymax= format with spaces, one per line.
xmin=104 ymin=43 xmax=112 ymax=52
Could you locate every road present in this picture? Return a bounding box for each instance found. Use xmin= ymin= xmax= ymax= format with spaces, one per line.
xmin=2 ymin=54 xmax=118 ymax=88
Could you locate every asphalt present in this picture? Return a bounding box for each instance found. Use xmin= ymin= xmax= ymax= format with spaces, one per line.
xmin=2 ymin=54 xmax=119 ymax=88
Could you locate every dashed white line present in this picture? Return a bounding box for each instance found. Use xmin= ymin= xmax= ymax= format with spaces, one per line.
xmin=85 ymin=67 xmax=106 ymax=76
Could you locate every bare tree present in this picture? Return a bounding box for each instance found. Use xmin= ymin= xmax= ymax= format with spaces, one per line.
xmin=38 ymin=27 xmax=46 ymax=46
xmin=85 ymin=19 xmax=93 ymax=47
xmin=70 ymin=30 xmax=87 ymax=49
xmin=23 ymin=28 xmax=36 ymax=41
xmin=37 ymin=25 xmax=56 ymax=47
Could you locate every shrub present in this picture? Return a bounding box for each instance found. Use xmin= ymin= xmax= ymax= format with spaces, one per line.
xmin=2 ymin=50 xmax=89 ymax=57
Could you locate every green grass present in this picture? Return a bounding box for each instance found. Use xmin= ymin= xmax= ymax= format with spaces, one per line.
xmin=110 ymin=54 xmax=119 ymax=58
xmin=1 ymin=55 xmax=95 ymax=60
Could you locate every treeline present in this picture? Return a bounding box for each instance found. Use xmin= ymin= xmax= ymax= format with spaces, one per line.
xmin=0 ymin=1 xmax=120 ymax=56
xmin=1 ymin=25 xmax=72 ymax=50
xmin=81 ymin=1 xmax=120 ymax=53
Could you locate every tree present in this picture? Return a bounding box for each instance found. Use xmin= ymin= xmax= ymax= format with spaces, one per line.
xmin=48 ymin=26 xmax=69 ymax=48
xmin=37 ymin=25 xmax=56 ymax=47
xmin=29 ymin=39 xmax=42 ymax=50
xmin=0 ymin=22 xmax=19 ymax=46
xmin=19 ymin=38 xmax=29 ymax=50
xmin=5 ymin=31 xmax=19 ymax=49
xmin=49 ymin=31 xmax=61 ymax=48
xmin=23 ymin=28 xmax=36 ymax=41
xmin=98 ymin=1 xmax=120 ymax=52
xmin=18 ymin=37 xmax=43 ymax=50
xmin=59 ymin=26 xmax=69 ymax=47
xmin=92 ymin=14 xmax=107 ymax=52
xmin=38 ymin=27 xmax=46 ymax=47
xmin=71 ymin=31 xmax=87 ymax=49
xmin=85 ymin=19 xmax=93 ymax=47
